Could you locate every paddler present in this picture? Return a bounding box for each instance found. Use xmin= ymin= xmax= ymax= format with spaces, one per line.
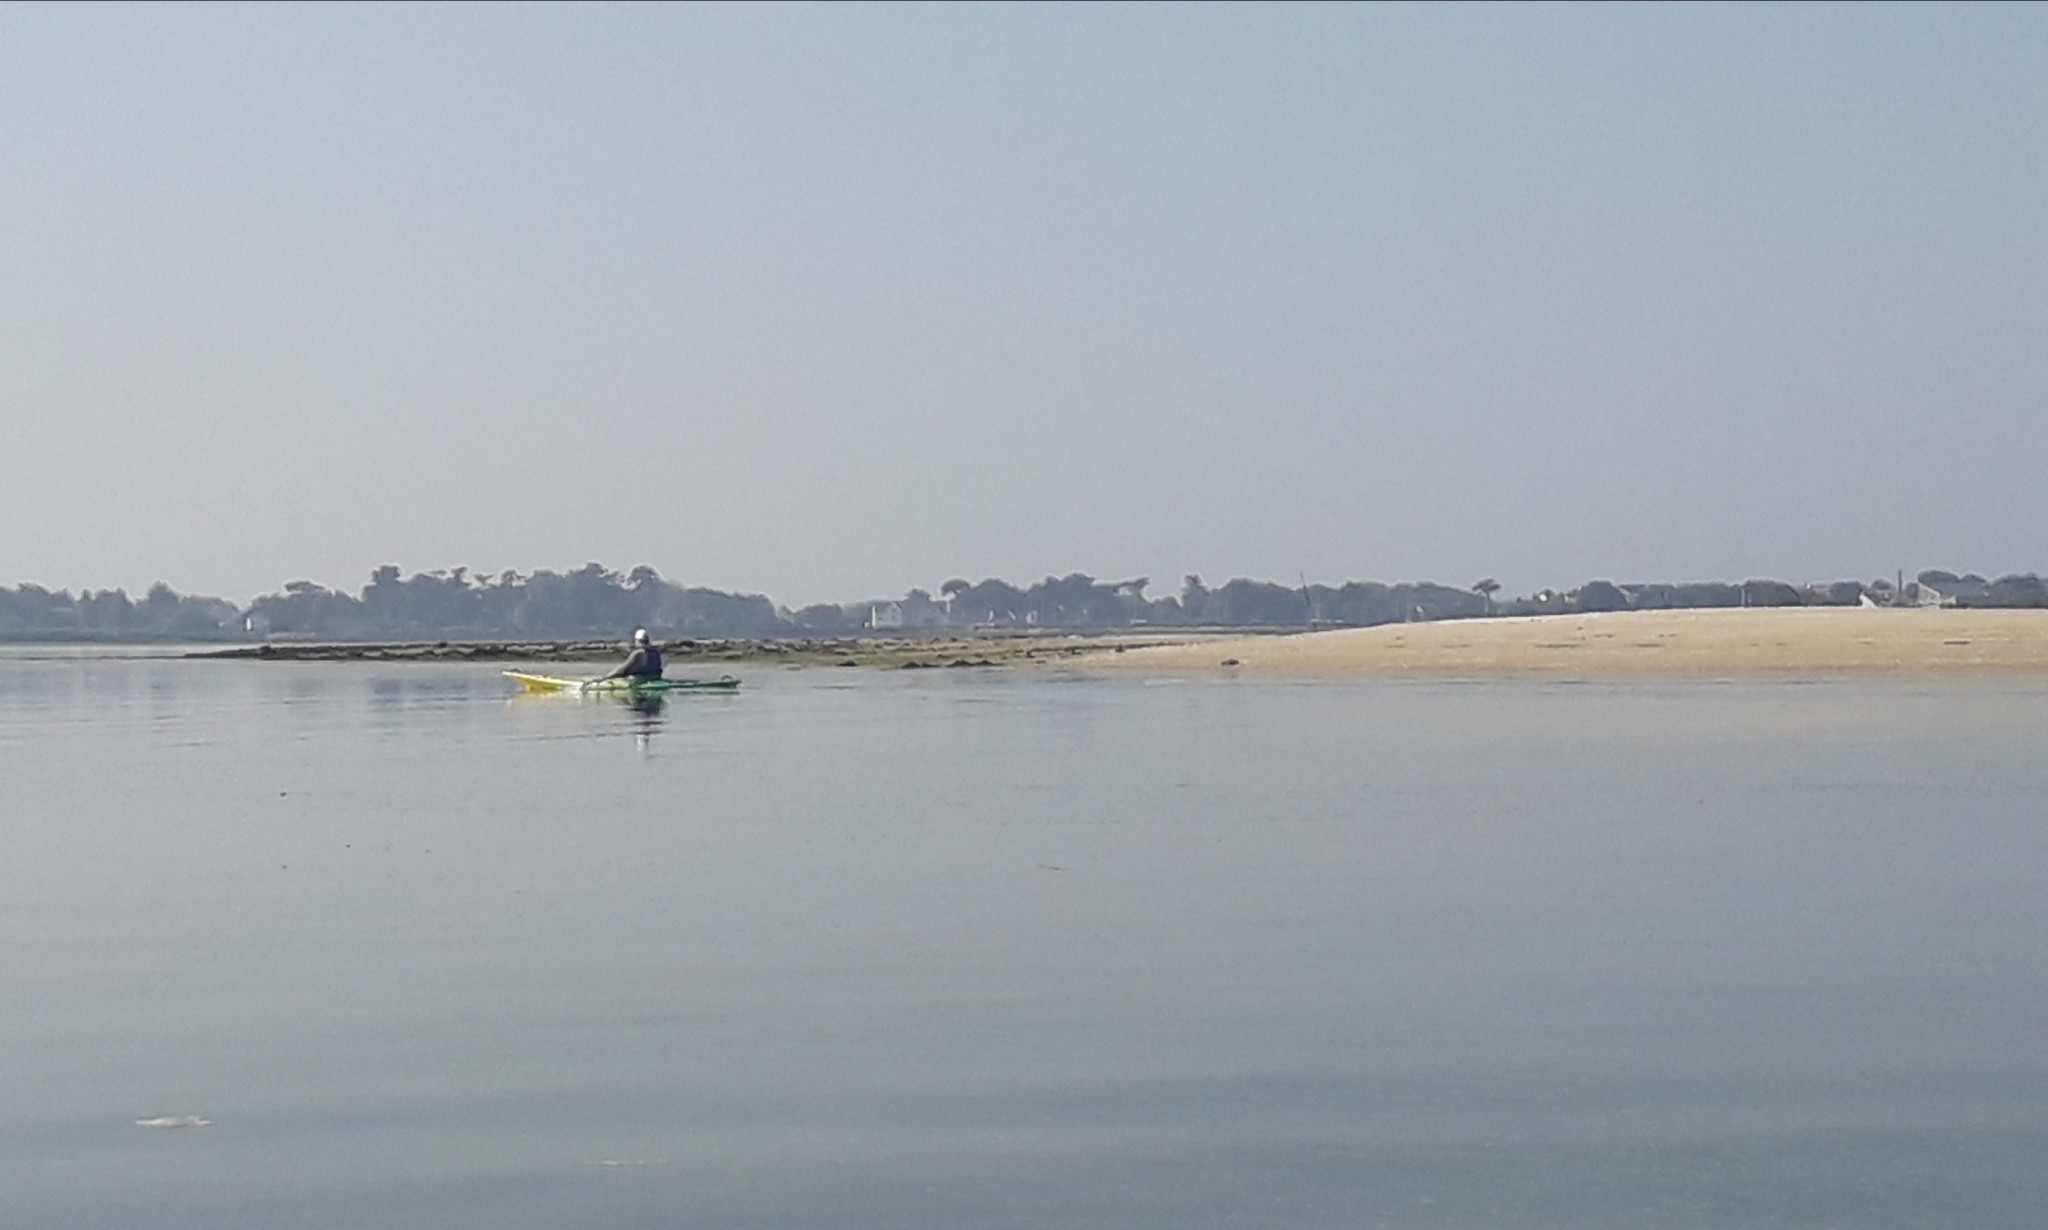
xmin=597 ymin=628 xmax=664 ymax=681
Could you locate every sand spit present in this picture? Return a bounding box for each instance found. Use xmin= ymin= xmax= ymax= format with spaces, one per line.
xmin=1083 ymin=608 xmax=2048 ymax=679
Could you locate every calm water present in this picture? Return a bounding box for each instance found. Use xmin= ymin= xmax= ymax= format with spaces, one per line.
xmin=3 ymin=650 xmax=2046 ymax=1228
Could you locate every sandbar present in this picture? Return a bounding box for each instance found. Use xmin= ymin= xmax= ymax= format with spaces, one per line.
xmin=1084 ymin=607 xmax=2048 ymax=679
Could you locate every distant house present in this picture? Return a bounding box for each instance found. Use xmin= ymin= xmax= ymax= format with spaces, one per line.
xmin=868 ymin=602 xmax=905 ymax=630
xmin=1905 ymin=573 xmax=1989 ymax=608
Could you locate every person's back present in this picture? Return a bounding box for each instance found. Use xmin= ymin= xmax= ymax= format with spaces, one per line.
xmin=605 ymin=629 xmax=664 ymax=680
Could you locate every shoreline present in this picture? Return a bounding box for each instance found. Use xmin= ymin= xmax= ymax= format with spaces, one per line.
xmin=142 ymin=608 xmax=2048 ymax=678
xmin=1077 ymin=608 xmax=2048 ymax=678
xmin=186 ymin=632 xmax=1182 ymax=670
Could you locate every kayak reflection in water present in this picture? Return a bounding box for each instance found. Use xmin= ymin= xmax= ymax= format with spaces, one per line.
xmin=596 ymin=629 xmax=664 ymax=683
xmin=623 ymin=689 xmax=664 ymax=758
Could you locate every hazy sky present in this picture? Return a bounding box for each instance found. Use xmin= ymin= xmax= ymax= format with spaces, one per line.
xmin=4 ymin=2 xmax=2043 ymax=605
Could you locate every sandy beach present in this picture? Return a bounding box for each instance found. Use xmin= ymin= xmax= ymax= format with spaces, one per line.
xmin=1086 ymin=607 xmax=2048 ymax=678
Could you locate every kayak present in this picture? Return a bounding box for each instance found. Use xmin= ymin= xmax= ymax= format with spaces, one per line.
xmin=503 ymin=671 xmax=740 ymax=694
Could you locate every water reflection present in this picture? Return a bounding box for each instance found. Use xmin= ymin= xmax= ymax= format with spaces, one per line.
xmin=621 ymin=693 xmax=663 ymax=756
xmin=619 ymin=693 xmax=665 ymax=720
xmin=504 ymin=685 xmax=668 ymax=752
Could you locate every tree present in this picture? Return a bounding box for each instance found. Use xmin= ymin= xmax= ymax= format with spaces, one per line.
xmin=1741 ymin=579 xmax=1803 ymax=608
xmin=1573 ymin=580 xmax=1628 ymax=613
xmin=1207 ymin=578 xmax=1312 ymax=626
xmin=362 ymin=565 xmax=404 ymax=631
xmin=1985 ymin=574 xmax=2048 ymax=608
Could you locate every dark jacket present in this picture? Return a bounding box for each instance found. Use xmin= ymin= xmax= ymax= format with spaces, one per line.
xmin=614 ymin=644 xmax=663 ymax=679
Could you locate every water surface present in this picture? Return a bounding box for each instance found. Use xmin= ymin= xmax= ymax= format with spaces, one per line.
xmin=3 ymin=652 xmax=2045 ymax=1227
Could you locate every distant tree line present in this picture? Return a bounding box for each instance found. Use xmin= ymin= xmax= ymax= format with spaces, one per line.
xmin=783 ymin=573 xmax=1495 ymax=633
xmin=244 ymin=565 xmax=783 ymax=639
xmin=0 ymin=581 xmax=241 ymax=641
xmin=5 ymin=566 xmax=2048 ymax=642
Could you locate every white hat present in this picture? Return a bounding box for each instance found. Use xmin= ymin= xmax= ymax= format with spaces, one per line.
xmin=634 ymin=628 xmax=650 ymax=644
